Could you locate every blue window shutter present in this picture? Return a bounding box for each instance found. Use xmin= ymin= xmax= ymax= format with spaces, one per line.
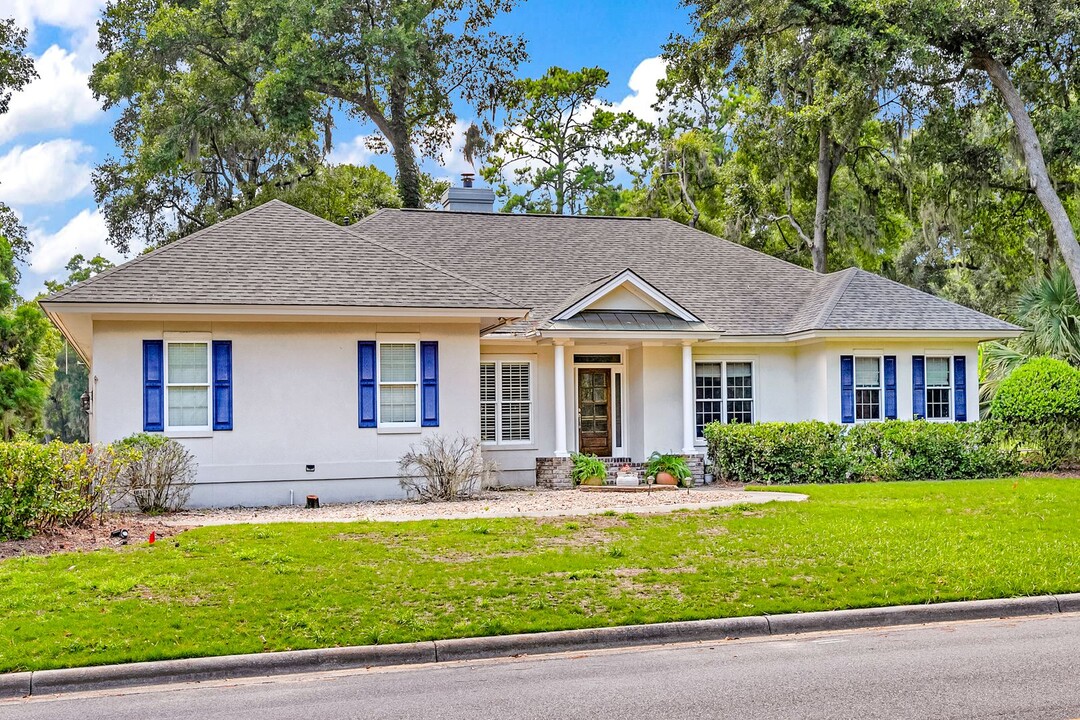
xmin=358 ymin=341 xmax=377 ymax=428
xmin=212 ymin=340 xmax=233 ymax=431
xmin=143 ymin=340 xmax=164 ymax=432
xmin=912 ymin=355 xmax=926 ymax=420
xmin=420 ymin=341 xmax=439 ymax=427
xmin=954 ymin=356 xmax=967 ymax=421
xmin=840 ymin=355 xmax=854 ymax=424
xmin=883 ymin=355 xmax=897 ymax=420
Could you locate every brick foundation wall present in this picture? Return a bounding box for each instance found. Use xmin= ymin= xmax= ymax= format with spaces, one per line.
xmin=536 ymin=454 xmax=706 ymax=489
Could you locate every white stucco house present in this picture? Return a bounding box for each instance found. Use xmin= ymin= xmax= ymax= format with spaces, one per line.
xmin=41 ymin=184 xmax=1022 ymax=506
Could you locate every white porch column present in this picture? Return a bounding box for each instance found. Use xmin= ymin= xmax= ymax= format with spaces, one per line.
xmin=553 ymin=342 xmax=569 ymax=457
xmin=681 ymin=341 xmax=696 ymax=454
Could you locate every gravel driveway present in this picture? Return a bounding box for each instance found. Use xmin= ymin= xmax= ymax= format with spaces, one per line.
xmin=150 ymin=485 xmax=807 ymax=526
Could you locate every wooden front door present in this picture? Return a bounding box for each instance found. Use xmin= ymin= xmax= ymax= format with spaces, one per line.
xmin=578 ymin=368 xmax=612 ymax=456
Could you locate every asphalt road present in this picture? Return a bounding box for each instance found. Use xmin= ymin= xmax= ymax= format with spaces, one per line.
xmin=5 ymin=613 xmax=1080 ymax=720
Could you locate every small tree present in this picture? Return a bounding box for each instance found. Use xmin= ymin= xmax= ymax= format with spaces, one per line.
xmin=991 ymin=357 xmax=1080 ymax=467
xmin=398 ymin=434 xmax=495 ymax=501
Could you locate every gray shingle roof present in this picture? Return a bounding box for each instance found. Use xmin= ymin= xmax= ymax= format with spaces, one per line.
xmin=549 ymin=311 xmax=714 ymax=333
xmin=46 ymin=200 xmax=1019 ymax=336
xmin=351 ymin=209 xmax=1019 ymax=336
xmin=45 ymin=200 xmax=523 ymax=310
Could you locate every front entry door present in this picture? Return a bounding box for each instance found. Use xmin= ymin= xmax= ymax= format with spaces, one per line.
xmin=578 ymin=368 xmax=612 ymax=456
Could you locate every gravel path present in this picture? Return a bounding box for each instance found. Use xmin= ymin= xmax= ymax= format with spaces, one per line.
xmin=148 ymin=485 xmax=806 ymax=526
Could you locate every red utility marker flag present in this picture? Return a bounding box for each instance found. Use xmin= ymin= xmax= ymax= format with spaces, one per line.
xmin=149 ymin=531 xmax=156 ymax=545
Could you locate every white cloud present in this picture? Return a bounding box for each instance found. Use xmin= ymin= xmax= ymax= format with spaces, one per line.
xmin=0 ymin=138 xmax=93 ymax=205
xmin=9 ymin=0 xmax=106 ymax=39
xmin=328 ymin=134 xmax=381 ymax=166
xmin=27 ymin=207 xmax=126 ymax=276
xmin=610 ymin=56 xmax=667 ymax=125
xmin=0 ymin=45 xmax=102 ymax=144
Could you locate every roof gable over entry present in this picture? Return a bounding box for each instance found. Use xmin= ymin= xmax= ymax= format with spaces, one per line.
xmin=553 ymin=269 xmax=701 ymax=322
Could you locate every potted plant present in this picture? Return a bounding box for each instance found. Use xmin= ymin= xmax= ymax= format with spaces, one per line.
xmin=645 ymin=452 xmax=693 ymax=487
xmin=570 ymin=453 xmax=608 ymax=486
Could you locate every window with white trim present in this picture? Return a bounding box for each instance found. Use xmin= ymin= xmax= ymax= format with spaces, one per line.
xmin=695 ymin=361 xmax=754 ymax=437
xmin=854 ymin=356 xmax=882 ymax=421
xmin=480 ymin=360 xmax=532 ymax=443
xmin=925 ymin=357 xmax=951 ymax=420
xmin=165 ymin=341 xmax=210 ymax=430
xmin=379 ymin=342 xmax=418 ymax=425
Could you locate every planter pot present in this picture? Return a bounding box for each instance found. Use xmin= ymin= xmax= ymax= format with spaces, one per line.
xmin=580 ymin=476 xmax=605 ymax=486
xmin=655 ymin=471 xmax=678 ymax=486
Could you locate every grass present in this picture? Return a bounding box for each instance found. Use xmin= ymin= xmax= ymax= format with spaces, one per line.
xmin=2 ymin=477 xmax=1079 ymax=672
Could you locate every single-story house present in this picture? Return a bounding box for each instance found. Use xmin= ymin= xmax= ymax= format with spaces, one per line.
xmin=41 ymin=183 xmax=1022 ymax=506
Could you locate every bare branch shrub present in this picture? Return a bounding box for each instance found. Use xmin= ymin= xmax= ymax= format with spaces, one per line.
xmin=398 ymin=434 xmax=495 ymax=502
xmin=117 ymin=434 xmax=197 ymax=513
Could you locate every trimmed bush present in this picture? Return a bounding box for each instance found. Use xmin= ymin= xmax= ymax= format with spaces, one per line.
xmin=116 ymin=433 xmax=197 ymax=513
xmin=0 ymin=441 xmax=132 ymax=540
xmin=704 ymin=420 xmax=1020 ymax=485
xmin=990 ymin=357 xmax=1080 ymax=468
xmin=706 ymin=421 xmax=848 ymax=485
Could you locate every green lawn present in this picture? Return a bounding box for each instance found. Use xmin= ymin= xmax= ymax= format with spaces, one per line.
xmin=2 ymin=477 xmax=1079 ymax=673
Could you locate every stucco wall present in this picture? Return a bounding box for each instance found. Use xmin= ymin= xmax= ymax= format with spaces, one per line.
xmin=92 ymin=319 xmax=481 ymax=506
xmin=90 ymin=325 xmax=985 ymax=507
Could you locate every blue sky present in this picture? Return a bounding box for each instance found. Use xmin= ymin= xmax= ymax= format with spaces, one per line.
xmin=2 ymin=0 xmax=690 ymax=297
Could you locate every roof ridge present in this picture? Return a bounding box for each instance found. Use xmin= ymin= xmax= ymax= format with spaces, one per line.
xmin=808 ymin=266 xmax=860 ymax=330
xmin=45 ymin=200 xmax=295 ymax=302
xmin=391 ymin=208 xmax=654 ymax=221
xmin=348 ymin=228 xmax=529 ymax=310
xmin=251 ymin=202 xmax=529 ymax=310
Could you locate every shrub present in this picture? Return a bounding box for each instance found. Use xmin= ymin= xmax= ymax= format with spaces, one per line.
xmin=116 ymin=433 xmax=197 ymax=513
xmin=0 ymin=440 xmax=132 ymax=540
xmin=644 ymin=452 xmax=694 ymax=487
xmin=398 ymin=434 xmax=494 ymax=501
xmin=706 ymin=421 xmax=848 ymax=484
xmin=570 ymin=453 xmax=608 ymax=486
xmin=704 ymin=420 xmax=1019 ymax=485
xmin=991 ymin=357 xmax=1080 ymax=468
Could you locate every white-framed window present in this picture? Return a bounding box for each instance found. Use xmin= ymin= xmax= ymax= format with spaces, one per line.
xmin=925 ymin=357 xmax=952 ymax=420
xmin=854 ymin=356 xmax=882 ymax=421
xmin=379 ymin=342 xmax=419 ymax=426
xmin=480 ymin=360 xmax=532 ymax=444
xmin=165 ymin=341 xmax=211 ymax=431
xmin=695 ymin=361 xmax=754 ymax=437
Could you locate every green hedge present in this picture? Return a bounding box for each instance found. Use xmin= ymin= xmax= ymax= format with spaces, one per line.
xmin=0 ymin=441 xmax=133 ymax=540
xmin=704 ymin=420 xmax=1021 ymax=485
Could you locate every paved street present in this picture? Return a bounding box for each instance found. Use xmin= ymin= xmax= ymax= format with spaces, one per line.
xmin=4 ymin=613 xmax=1079 ymax=720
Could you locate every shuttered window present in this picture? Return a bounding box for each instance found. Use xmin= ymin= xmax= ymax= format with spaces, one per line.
xmin=165 ymin=342 xmax=211 ymax=430
xmin=379 ymin=343 xmax=418 ymax=425
xmin=925 ymin=357 xmax=951 ymax=420
xmin=480 ymin=360 xmax=532 ymax=444
xmin=854 ymin=357 xmax=882 ymax=421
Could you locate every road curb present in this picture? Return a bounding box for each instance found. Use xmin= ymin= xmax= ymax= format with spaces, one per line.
xmin=7 ymin=593 xmax=1079 ymax=698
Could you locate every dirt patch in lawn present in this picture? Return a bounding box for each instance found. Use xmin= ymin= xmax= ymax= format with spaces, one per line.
xmin=0 ymin=518 xmax=192 ymax=561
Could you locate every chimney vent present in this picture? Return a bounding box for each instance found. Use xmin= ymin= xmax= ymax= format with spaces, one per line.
xmin=440 ymin=175 xmax=495 ymax=212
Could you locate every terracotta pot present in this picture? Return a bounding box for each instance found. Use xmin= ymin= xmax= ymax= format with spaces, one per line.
xmin=655 ymin=471 xmax=678 ymax=486
xmin=581 ymin=476 xmax=605 ymax=486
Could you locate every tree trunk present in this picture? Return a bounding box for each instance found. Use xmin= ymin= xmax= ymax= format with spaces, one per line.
xmin=812 ymin=123 xmax=844 ymax=274
xmin=977 ymin=52 xmax=1080 ymax=297
xmin=388 ymin=74 xmax=422 ymax=209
